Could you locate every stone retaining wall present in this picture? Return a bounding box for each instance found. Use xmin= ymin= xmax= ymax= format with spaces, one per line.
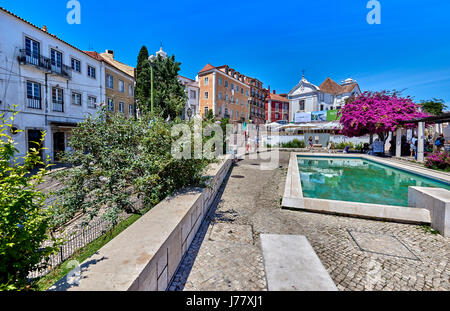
xmin=49 ymin=156 xmax=232 ymax=291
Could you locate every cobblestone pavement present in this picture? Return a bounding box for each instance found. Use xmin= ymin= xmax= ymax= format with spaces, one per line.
xmin=169 ymin=152 xmax=450 ymax=291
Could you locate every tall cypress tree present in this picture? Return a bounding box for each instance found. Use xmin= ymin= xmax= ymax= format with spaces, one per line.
xmin=135 ymin=46 xmax=151 ymax=114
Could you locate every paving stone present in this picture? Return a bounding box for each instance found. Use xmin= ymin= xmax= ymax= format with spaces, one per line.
xmin=169 ymin=152 xmax=450 ymax=291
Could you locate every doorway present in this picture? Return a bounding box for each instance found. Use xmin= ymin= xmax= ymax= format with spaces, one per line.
xmin=53 ymin=132 xmax=65 ymax=162
xmin=27 ymin=129 xmax=44 ymax=161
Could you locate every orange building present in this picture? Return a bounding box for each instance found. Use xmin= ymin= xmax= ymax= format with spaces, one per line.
xmin=198 ymin=64 xmax=251 ymax=123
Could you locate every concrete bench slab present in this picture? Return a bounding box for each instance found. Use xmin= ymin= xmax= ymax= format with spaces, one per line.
xmin=260 ymin=234 xmax=337 ymax=291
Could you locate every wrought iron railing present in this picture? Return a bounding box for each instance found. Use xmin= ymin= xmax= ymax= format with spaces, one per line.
xmin=27 ymin=97 xmax=42 ymax=109
xmin=18 ymin=49 xmax=72 ymax=79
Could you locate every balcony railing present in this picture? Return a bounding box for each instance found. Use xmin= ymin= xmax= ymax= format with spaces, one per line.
xmin=52 ymin=100 xmax=64 ymax=112
xmin=27 ymin=97 xmax=42 ymax=109
xmin=18 ymin=50 xmax=72 ymax=79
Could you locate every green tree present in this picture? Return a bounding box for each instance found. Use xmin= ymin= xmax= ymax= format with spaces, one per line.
xmin=135 ymin=46 xmax=151 ymax=114
xmin=151 ymin=54 xmax=187 ymax=120
xmin=53 ymin=107 xmax=212 ymax=228
xmin=420 ymin=98 xmax=447 ymax=116
xmin=0 ymin=110 xmax=57 ymax=290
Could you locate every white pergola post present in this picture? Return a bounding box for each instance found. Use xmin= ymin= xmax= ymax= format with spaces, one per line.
xmin=396 ymin=128 xmax=402 ymax=158
xmin=418 ymin=122 xmax=425 ymax=163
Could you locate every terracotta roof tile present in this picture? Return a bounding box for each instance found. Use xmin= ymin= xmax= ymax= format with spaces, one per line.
xmin=199 ymin=64 xmax=215 ymax=73
xmin=319 ymin=77 xmax=343 ymax=95
xmin=268 ymin=93 xmax=289 ymax=102
xmin=0 ymin=6 xmax=100 ymax=63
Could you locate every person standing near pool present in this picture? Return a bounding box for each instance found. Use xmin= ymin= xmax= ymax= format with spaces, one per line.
xmin=308 ymin=136 xmax=313 ymax=149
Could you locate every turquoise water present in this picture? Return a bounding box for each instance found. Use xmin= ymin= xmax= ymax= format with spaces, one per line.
xmin=298 ymin=156 xmax=450 ymax=207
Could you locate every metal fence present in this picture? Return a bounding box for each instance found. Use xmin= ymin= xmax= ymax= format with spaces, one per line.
xmin=28 ymin=217 xmax=113 ymax=280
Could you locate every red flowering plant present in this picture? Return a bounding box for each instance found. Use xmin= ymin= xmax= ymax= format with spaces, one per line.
xmin=339 ymin=91 xmax=428 ymax=141
xmin=425 ymin=151 xmax=450 ymax=171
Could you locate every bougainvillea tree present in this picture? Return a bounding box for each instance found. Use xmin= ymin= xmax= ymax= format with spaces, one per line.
xmin=339 ymin=91 xmax=428 ymax=141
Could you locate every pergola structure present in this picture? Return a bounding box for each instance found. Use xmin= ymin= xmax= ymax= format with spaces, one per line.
xmin=398 ymin=113 xmax=450 ymax=163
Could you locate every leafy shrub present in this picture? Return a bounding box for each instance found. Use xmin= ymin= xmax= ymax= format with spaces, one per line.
xmin=281 ymin=139 xmax=306 ymax=149
xmin=0 ymin=110 xmax=58 ymax=290
xmin=52 ymin=108 xmax=214 ymax=229
xmin=425 ymin=151 xmax=450 ymax=171
xmin=333 ymin=142 xmax=354 ymax=150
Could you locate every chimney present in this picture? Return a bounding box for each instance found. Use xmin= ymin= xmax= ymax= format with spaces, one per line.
xmin=273 ymin=90 xmax=276 ymax=94
xmin=42 ymin=25 xmax=47 ymax=32
xmin=105 ymin=50 xmax=115 ymax=58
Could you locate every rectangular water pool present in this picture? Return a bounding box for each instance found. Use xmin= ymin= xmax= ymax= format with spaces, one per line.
xmin=298 ymin=156 xmax=450 ymax=207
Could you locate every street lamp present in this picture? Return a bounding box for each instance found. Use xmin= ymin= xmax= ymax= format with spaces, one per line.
xmin=187 ymin=107 xmax=193 ymax=122
xmin=148 ymin=54 xmax=156 ymax=116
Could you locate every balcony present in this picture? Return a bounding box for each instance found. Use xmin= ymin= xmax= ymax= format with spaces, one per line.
xmin=52 ymin=100 xmax=64 ymax=112
xmin=27 ymin=97 xmax=42 ymax=109
xmin=18 ymin=50 xmax=72 ymax=79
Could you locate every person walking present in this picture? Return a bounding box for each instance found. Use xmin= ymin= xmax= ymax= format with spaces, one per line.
xmin=308 ymin=136 xmax=314 ymax=149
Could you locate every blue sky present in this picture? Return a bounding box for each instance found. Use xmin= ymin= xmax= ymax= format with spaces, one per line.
xmin=2 ymin=0 xmax=450 ymax=104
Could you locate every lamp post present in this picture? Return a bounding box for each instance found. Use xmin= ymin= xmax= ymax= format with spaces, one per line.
xmin=148 ymin=54 xmax=156 ymax=117
xmin=187 ymin=107 xmax=193 ymax=122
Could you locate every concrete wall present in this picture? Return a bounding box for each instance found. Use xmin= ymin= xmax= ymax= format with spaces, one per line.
xmin=408 ymin=187 xmax=450 ymax=237
xmin=50 ymin=156 xmax=232 ymax=291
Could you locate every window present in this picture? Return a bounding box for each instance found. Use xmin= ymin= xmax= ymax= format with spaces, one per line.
xmin=52 ymin=87 xmax=64 ymax=112
xmin=119 ymin=80 xmax=124 ymax=93
xmin=225 ymin=94 xmax=229 ymax=101
xmin=299 ymin=100 xmax=305 ymax=111
xmin=119 ymin=102 xmax=125 ymax=113
xmin=51 ymin=49 xmax=62 ymax=71
xmin=88 ymin=96 xmax=97 ymax=109
xmin=204 ymin=107 xmax=209 ymax=115
xmin=231 ymin=83 xmax=234 ymax=90
xmin=25 ymin=37 xmax=40 ymax=65
xmin=230 ymin=109 xmax=233 ymax=118
xmin=246 ymin=90 xmax=249 ymax=96
xmin=88 ymin=65 xmax=96 ymax=79
xmin=107 ymin=74 xmax=114 ymax=89
xmin=236 ymin=111 xmax=239 ymax=118
xmin=218 ymin=78 xmax=222 ymax=86
xmin=204 ymin=92 xmax=209 ymax=99
xmin=129 ymin=104 xmax=134 ymax=115
xmin=225 ymin=81 xmax=228 ymax=88
xmin=204 ymin=77 xmax=209 ymax=85
xmin=71 ymin=58 xmax=81 ymax=73
xmin=241 ymin=88 xmax=244 ymax=95
xmin=107 ymin=98 xmax=114 ymax=112
xmin=236 ymin=86 xmax=239 ymax=93
xmin=129 ymin=85 xmax=134 ymax=96
xmin=218 ymin=92 xmax=222 ymax=100
xmin=320 ymin=104 xmax=324 ymax=111
xmin=190 ymin=90 xmax=196 ymax=99
xmin=26 ymin=81 xmax=41 ymax=109
xmin=71 ymin=92 xmax=82 ymax=106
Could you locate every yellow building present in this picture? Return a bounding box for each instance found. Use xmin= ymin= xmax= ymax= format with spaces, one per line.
xmin=85 ymin=50 xmax=136 ymax=117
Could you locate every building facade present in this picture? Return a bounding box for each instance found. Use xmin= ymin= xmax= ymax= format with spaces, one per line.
xmin=197 ymin=64 xmax=250 ymax=123
xmin=0 ymin=7 xmax=104 ymax=161
xmin=287 ymin=75 xmax=361 ymax=122
xmin=85 ymin=50 xmax=136 ymax=117
xmin=266 ymin=90 xmax=289 ymax=123
xmin=245 ymin=77 xmax=267 ymax=126
xmin=178 ymin=75 xmax=200 ymax=118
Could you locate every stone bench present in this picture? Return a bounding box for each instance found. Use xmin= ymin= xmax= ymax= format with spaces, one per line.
xmin=260 ymin=234 xmax=338 ymax=291
xmin=408 ymin=186 xmax=450 ymax=237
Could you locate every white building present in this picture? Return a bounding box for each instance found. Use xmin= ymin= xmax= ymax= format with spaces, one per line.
xmin=288 ymin=75 xmax=361 ymax=122
xmin=178 ymin=75 xmax=200 ymax=119
xmin=0 ymin=7 xmax=104 ymax=161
